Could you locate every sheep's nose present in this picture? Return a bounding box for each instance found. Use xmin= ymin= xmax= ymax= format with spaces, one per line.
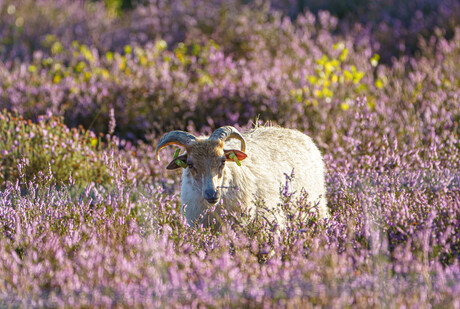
xmin=204 ymin=189 xmax=219 ymax=204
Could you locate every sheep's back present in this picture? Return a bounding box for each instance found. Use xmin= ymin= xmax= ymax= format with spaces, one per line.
xmin=224 ymin=126 xmax=327 ymax=219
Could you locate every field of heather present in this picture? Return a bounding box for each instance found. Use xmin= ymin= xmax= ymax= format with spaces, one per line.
xmin=0 ymin=0 xmax=459 ymax=307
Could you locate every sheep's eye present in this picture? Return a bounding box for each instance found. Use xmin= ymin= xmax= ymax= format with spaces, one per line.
xmin=187 ymin=162 xmax=193 ymax=169
xmin=220 ymin=158 xmax=226 ymax=166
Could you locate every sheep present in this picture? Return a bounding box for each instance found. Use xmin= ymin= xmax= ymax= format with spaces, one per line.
xmin=155 ymin=125 xmax=328 ymax=229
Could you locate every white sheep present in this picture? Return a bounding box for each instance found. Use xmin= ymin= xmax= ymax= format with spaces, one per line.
xmin=156 ymin=125 xmax=328 ymax=229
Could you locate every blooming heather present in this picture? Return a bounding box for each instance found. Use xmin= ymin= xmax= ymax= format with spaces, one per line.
xmin=0 ymin=0 xmax=459 ymax=307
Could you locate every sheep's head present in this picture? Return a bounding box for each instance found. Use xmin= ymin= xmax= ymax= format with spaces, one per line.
xmin=156 ymin=126 xmax=247 ymax=204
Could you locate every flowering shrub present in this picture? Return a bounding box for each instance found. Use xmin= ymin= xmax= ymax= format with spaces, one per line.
xmin=0 ymin=0 xmax=459 ymax=307
xmin=276 ymin=0 xmax=460 ymax=63
xmin=0 ymin=110 xmax=140 ymax=187
xmin=0 ymin=115 xmax=458 ymax=306
xmin=0 ymin=2 xmax=379 ymax=138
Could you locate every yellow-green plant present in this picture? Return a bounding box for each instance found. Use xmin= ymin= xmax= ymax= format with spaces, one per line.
xmin=0 ymin=110 xmax=116 ymax=186
xmin=290 ymin=43 xmax=375 ymax=110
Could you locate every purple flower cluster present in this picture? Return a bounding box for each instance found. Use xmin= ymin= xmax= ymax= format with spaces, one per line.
xmin=279 ymin=0 xmax=460 ymax=63
xmin=0 ymin=0 xmax=459 ymax=307
xmin=0 ymin=0 xmax=379 ymax=137
xmin=0 ymin=141 xmax=458 ymax=307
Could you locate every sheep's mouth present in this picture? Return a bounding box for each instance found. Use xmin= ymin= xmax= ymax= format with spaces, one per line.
xmin=205 ymin=198 xmax=219 ymax=205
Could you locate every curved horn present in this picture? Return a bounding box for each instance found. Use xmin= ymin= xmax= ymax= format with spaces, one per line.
xmin=209 ymin=126 xmax=246 ymax=152
xmin=155 ymin=131 xmax=197 ymax=160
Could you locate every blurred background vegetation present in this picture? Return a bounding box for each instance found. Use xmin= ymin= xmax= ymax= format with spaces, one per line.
xmin=1 ymin=0 xmax=459 ymax=141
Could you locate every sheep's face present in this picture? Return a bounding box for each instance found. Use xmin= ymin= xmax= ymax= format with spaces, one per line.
xmin=166 ymin=139 xmax=247 ymax=205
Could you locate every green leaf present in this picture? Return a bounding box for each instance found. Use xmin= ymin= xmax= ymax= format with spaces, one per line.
xmin=175 ymin=159 xmax=187 ymax=169
xmin=229 ymin=152 xmax=241 ymax=167
xmin=173 ymin=148 xmax=181 ymax=159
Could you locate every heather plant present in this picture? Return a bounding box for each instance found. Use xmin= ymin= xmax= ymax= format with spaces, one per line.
xmin=275 ymin=0 xmax=460 ymax=63
xmin=1 ymin=5 xmax=380 ymax=138
xmin=0 ymin=146 xmax=458 ymax=307
xmin=0 ymin=0 xmax=118 ymax=61
xmin=3 ymin=0 xmax=460 ymax=64
xmin=0 ymin=110 xmax=134 ymax=187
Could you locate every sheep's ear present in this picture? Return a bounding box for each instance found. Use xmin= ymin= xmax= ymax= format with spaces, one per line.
xmin=224 ymin=150 xmax=247 ymax=162
xmin=166 ymin=154 xmax=188 ymax=170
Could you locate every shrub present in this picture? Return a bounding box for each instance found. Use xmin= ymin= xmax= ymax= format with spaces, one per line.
xmin=0 ymin=110 xmax=118 ymax=186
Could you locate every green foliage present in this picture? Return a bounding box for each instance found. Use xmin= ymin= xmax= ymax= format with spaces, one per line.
xmin=97 ymin=0 xmax=136 ymax=16
xmin=0 ymin=110 xmax=114 ymax=186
